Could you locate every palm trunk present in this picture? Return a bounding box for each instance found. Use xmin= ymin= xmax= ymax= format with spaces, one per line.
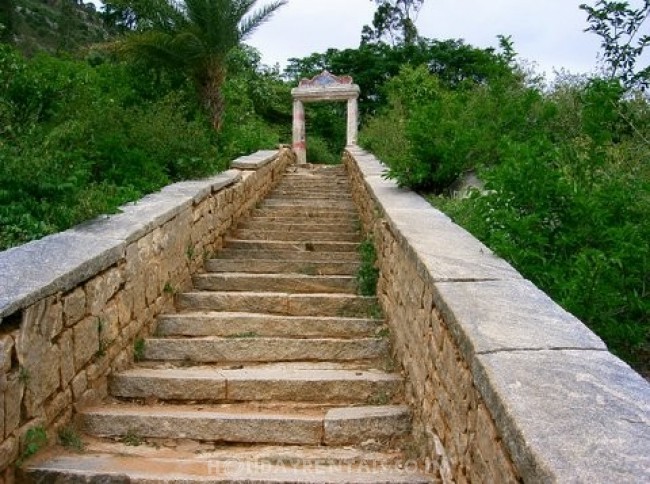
xmin=200 ymin=63 xmax=227 ymax=132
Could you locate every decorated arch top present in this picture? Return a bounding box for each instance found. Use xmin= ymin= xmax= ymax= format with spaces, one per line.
xmin=292 ymin=70 xmax=360 ymax=102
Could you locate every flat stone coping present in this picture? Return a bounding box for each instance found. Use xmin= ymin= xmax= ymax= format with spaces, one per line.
xmin=231 ymin=150 xmax=279 ymax=170
xmin=0 ymin=166 xmax=246 ymax=320
xmin=346 ymin=146 xmax=650 ymax=483
xmin=292 ymin=84 xmax=361 ymax=102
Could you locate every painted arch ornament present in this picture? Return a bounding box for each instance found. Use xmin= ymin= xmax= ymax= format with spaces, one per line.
xmin=291 ymin=71 xmax=360 ymax=164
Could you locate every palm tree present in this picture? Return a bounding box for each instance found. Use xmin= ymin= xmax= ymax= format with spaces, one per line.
xmin=115 ymin=0 xmax=287 ymax=131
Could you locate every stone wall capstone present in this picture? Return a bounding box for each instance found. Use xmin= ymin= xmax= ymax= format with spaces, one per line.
xmin=343 ymin=146 xmax=650 ymax=483
xmin=0 ymin=148 xmax=295 ymax=477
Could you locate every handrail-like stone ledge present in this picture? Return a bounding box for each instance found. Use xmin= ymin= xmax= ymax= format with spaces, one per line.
xmin=0 ymin=170 xmax=242 ymax=321
xmin=231 ymin=150 xmax=279 ymax=170
xmin=0 ymin=148 xmax=294 ymax=473
xmin=344 ymin=146 xmax=649 ymax=483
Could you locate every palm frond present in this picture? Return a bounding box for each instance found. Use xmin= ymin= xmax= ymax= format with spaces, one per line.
xmin=238 ymin=0 xmax=287 ymax=41
xmin=116 ymin=30 xmax=199 ymax=70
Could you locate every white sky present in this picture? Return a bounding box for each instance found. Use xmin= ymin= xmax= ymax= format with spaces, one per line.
xmin=88 ymin=0 xmax=650 ymax=79
xmin=244 ymin=0 xmax=648 ymax=78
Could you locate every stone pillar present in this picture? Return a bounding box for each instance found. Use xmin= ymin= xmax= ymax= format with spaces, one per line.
xmin=292 ymin=99 xmax=307 ymax=165
xmin=346 ymin=96 xmax=359 ymax=146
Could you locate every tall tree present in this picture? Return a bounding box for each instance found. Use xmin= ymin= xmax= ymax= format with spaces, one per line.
xmin=112 ymin=0 xmax=286 ymax=131
xmin=361 ymin=0 xmax=424 ymax=46
xmin=580 ymin=0 xmax=650 ymax=90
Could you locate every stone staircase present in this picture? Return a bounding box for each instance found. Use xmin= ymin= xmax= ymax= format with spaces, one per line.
xmin=22 ymin=165 xmax=431 ymax=483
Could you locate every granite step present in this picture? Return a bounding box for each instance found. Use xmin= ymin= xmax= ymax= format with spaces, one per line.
xmin=109 ymin=364 xmax=402 ymax=403
xmin=22 ymin=449 xmax=431 ymax=483
xmin=176 ymin=292 xmax=379 ymax=317
xmin=233 ymin=229 xmax=360 ymax=242
xmin=141 ymin=336 xmax=388 ymax=363
xmin=214 ymin=249 xmax=360 ymax=262
xmin=155 ymin=313 xmax=382 ymax=339
xmin=250 ymin=208 xmax=359 ymax=219
xmin=237 ymin=221 xmax=359 ymax=233
xmin=78 ymin=404 xmax=411 ymax=446
xmin=193 ymin=273 xmax=357 ymax=294
xmin=224 ymin=239 xmax=359 ymax=252
xmin=205 ymin=258 xmax=359 ymax=275
xmin=261 ymin=200 xmax=357 ymax=210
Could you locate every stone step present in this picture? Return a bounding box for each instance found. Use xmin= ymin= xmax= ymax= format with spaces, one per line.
xmin=205 ymin=258 xmax=360 ymax=275
xmin=22 ymin=447 xmax=431 ymax=483
xmin=142 ymin=337 xmax=388 ymax=363
xmin=262 ymin=200 xmax=357 ymax=210
xmin=79 ymin=404 xmax=411 ymax=446
xmin=269 ymin=190 xmax=353 ymax=198
xmin=156 ymin=313 xmax=382 ymax=339
xmin=251 ymin=208 xmax=358 ymax=219
xmin=109 ymin=364 xmax=402 ymax=403
xmin=193 ymin=273 xmax=357 ymax=294
xmin=238 ymin=221 xmax=359 ymax=233
xmin=176 ymin=292 xmax=379 ymax=318
xmin=215 ymin=249 xmax=360 ymax=262
xmin=224 ymin=239 xmax=359 ymax=253
xmin=233 ymin=229 xmax=360 ymax=242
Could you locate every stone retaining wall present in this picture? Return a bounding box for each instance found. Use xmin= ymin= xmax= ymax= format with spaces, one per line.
xmin=0 ymin=148 xmax=294 ymax=477
xmin=344 ymin=146 xmax=650 ymax=483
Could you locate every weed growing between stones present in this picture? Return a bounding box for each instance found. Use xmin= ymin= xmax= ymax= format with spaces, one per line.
xmin=357 ymin=237 xmax=379 ymax=296
xmin=18 ymin=366 xmax=30 ymax=384
xmin=121 ymin=429 xmax=142 ymax=447
xmin=58 ymin=426 xmax=84 ymax=452
xmin=163 ymin=282 xmax=174 ymax=294
xmin=185 ymin=244 xmax=195 ymax=261
xmin=17 ymin=426 xmax=47 ymax=465
xmin=133 ymin=338 xmax=146 ymax=362
xmin=367 ymin=391 xmax=390 ymax=405
xmin=96 ymin=318 xmax=107 ymax=358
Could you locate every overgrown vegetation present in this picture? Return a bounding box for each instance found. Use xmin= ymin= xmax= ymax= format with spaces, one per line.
xmin=357 ymin=238 xmax=380 ymax=296
xmin=0 ymin=2 xmax=290 ymax=251
xmin=18 ymin=426 xmax=48 ymax=465
xmin=360 ymin=2 xmax=649 ymax=375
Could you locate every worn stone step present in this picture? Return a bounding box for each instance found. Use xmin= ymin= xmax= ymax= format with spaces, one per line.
xmin=205 ymin=258 xmax=360 ymax=275
xmin=193 ymin=273 xmax=357 ymax=294
xmin=176 ymin=292 xmax=379 ymax=318
xmin=224 ymin=239 xmax=359 ymax=253
xmin=22 ymin=449 xmax=431 ymax=483
xmin=156 ymin=313 xmax=382 ymax=339
xmin=215 ymin=249 xmax=360 ymax=262
xmin=110 ymin=364 xmax=401 ymax=403
xmin=142 ymin=337 xmax=388 ymax=363
xmin=262 ymin=200 xmax=357 ymax=210
xmin=233 ymin=229 xmax=360 ymax=242
xmin=251 ymin=208 xmax=358 ymax=219
xmin=79 ymin=404 xmax=410 ymax=446
xmin=238 ymin=221 xmax=359 ymax=233
xmin=270 ymin=190 xmax=353 ymax=197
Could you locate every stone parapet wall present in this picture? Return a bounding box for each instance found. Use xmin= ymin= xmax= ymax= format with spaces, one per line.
xmin=0 ymin=148 xmax=295 ymax=477
xmin=343 ymin=146 xmax=650 ymax=483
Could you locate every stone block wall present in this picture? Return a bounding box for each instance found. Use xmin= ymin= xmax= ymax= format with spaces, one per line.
xmin=344 ymin=146 xmax=650 ymax=483
xmin=0 ymin=148 xmax=294 ymax=477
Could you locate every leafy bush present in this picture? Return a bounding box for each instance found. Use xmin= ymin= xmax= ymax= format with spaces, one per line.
xmin=375 ymin=66 xmax=650 ymax=374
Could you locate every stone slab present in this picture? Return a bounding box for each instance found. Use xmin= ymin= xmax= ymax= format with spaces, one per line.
xmin=434 ymin=279 xmax=606 ymax=360
xmin=324 ymin=406 xmax=411 ymax=445
xmin=176 ymin=292 xmax=378 ymax=318
xmin=160 ymin=170 xmax=242 ymax=204
xmin=23 ymin=453 xmax=432 ymax=483
xmin=193 ymin=273 xmax=357 ymax=294
xmin=0 ymin=230 xmax=124 ymax=319
xmin=231 ymin=150 xmax=279 ymax=170
xmin=205 ymin=259 xmax=360 ymax=275
xmin=474 ymin=349 xmax=650 ymax=483
xmin=81 ymin=405 xmax=324 ymax=445
xmin=156 ymin=313 xmax=381 ymax=339
xmin=384 ymin=208 xmax=522 ymax=282
xmin=143 ymin=337 xmax=389 ymax=363
xmin=345 ymin=147 xmax=388 ymax=176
